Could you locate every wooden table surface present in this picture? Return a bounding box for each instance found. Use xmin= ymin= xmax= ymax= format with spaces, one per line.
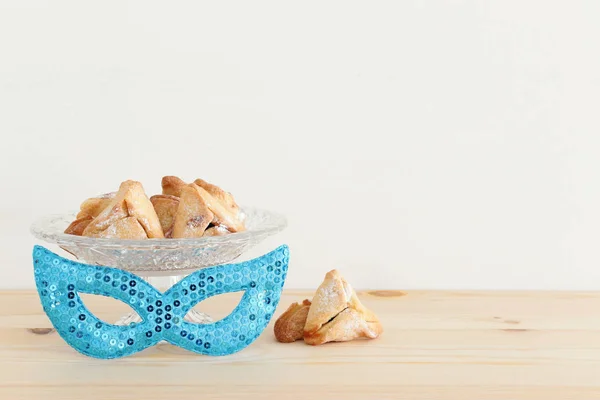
xmin=2 ymin=289 xmax=600 ymax=399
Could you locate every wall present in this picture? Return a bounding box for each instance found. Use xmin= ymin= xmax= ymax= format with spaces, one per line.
xmin=1 ymin=1 xmax=600 ymax=290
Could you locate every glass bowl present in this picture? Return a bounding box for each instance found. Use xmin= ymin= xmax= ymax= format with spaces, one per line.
xmin=31 ymin=207 xmax=287 ymax=274
xmin=30 ymin=207 xmax=287 ymax=326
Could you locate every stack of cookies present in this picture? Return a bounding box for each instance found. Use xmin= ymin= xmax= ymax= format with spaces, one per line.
xmin=64 ymin=176 xmax=245 ymax=240
xmin=274 ymin=270 xmax=383 ymax=345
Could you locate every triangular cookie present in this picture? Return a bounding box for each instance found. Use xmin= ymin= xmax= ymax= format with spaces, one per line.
xmin=150 ymin=194 xmax=180 ymax=238
xmin=76 ymin=192 xmax=115 ymax=219
xmin=161 ymin=175 xmax=187 ymax=197
xmin=64 ymin=216 xmax=93 ymax=236
xmin=171 ymin=184 xmax=214 ymax=238
xmin=274 ymin=299 xmax=311 ymax=343
xmin=194 ymin=185 xmax=245 ymax=232
xmin=194 ymin=178 xmax=241 ymax=216
xmin=83 ymin=180 xmax=164 ymax=239
xmin=303 ymin=270 xmax=382 ymax=345
xmin=303 ymin=269 xmax=353 ymax=335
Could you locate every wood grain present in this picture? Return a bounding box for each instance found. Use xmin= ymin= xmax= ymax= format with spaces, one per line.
xmin=1 ymin=290 xmax=600 ymax=399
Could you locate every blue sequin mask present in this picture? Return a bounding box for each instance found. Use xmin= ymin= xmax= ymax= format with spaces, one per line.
xmin=33 ymin=245 xmax=289 ymax=358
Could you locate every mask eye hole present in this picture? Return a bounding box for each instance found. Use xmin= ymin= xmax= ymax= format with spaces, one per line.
xmin=79 ymin=293 xmax=141 ymax=325
xmin=186 ymin=291 xmax=245 ymax=323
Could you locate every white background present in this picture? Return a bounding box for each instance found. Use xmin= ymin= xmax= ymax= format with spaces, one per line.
xmin=1 ymin=1 xmax=600 ymax=290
